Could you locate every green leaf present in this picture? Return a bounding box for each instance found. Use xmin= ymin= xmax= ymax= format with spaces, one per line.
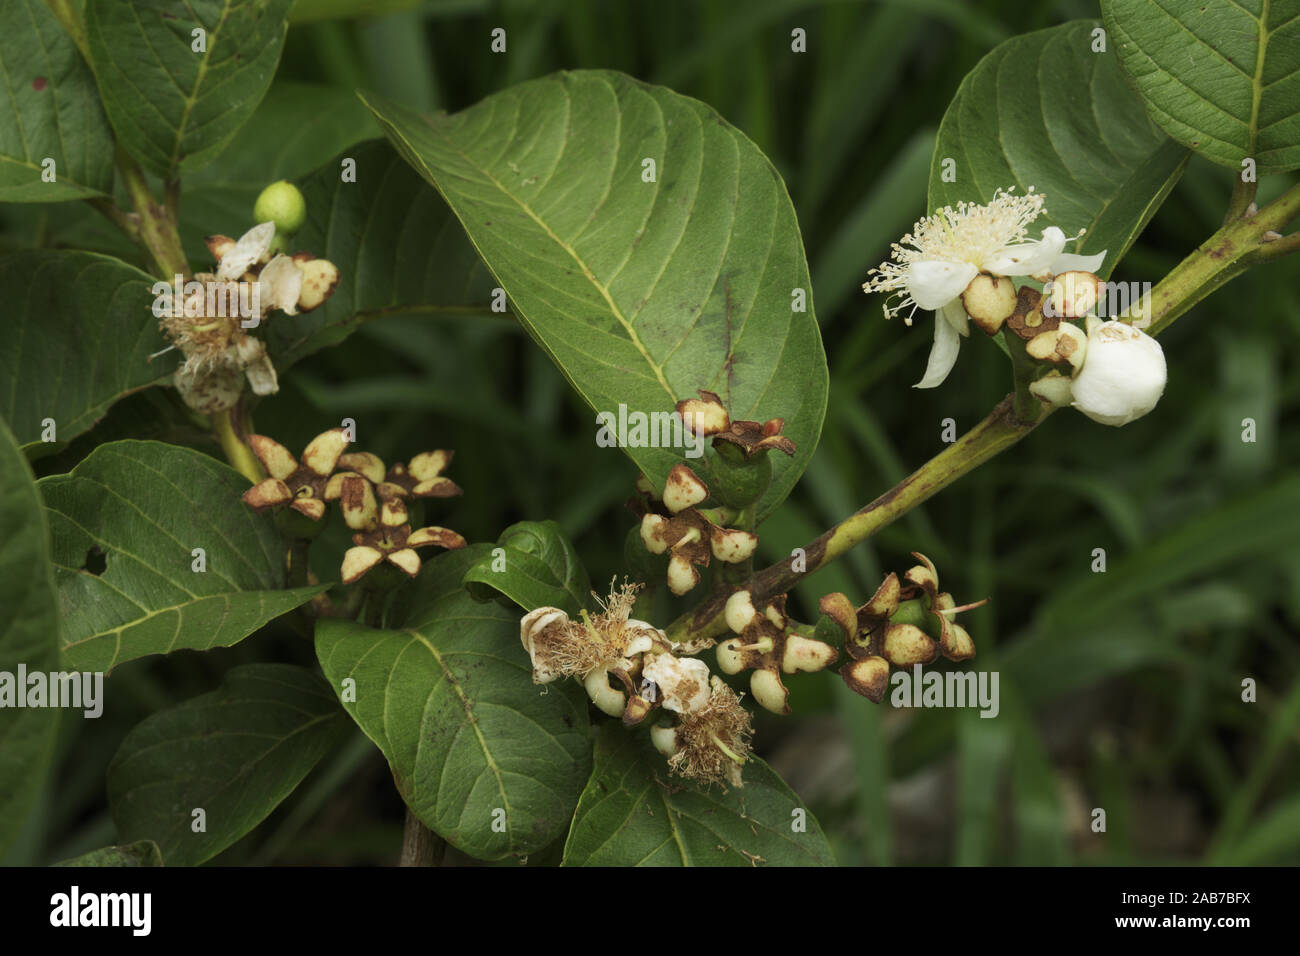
xmin=38 ymin=440 xmax=325 ymax=672
xmin=0 ymin=0 xmax=115 ymax=200
xmin=85 ymin=0 xmax=292 ymax=178
xmin=183 ymin=81 xmax=382 ymax=190
xmin=53 ymin=840 xmax=164 ymax=867
xmin=315 ymin=550 xmax=592 ymax=861
xmin=0 ymin=251 xmax=168 ymax=450
xmin=463 ymin=519 xmax=593 ymax=615
xmin=928 ymin=20 xmax=1190 ymax=275
xmin=266 ymin=139 xmax=498 ymax=367
xmin=1104 ymin=0 xmax=1300 ymax=172
xmin=0 ymin=416 xmax=61 ymax=857
xmin=360 ymin=71 xmax=829 ymax=520
xmin=107 ymin=664 xmax=348 ymax=867
xmin=562 ymin=725 xmax=835 ymax=866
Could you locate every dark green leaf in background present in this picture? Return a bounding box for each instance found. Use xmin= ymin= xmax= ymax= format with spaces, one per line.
xmin=86 ymin=0 xmax=293 ymax=177
xmin=1104 ymin=0 xmax=1300 ymax=172
xmin=929 ymin=20 xmax=1190 ymax=275
xmin=0 ymin=251 xmax=167 ymax=450
xmin=39 ymin=440 xmax=325 ymax=671
xmin=462 ymin=519 xmax=593 ymax=615
xmin=53 ymin=840 xmax=164 ymax=866
xmin=361 ymin=70 xmax=829 ymax=520
xmin=316 ymin=549 xmax=591 ymax=861
xmin=107 ymin=664 xmax=348 ymax=866
xmin=268 ymin=139 xmax=498 ymax=366
xmin=562 ymin=725 xmax=836 ymax=866
xmin=0 ymin=416 xmax=61 ymax=857
xmin=0 ymin=0 xmax=115 ymax=201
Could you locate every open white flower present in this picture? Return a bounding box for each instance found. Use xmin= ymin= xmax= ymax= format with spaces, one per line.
xmin=864 ymin=188 xmax=1105 ymax=388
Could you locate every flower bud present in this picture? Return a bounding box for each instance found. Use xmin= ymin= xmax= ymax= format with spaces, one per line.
xmin=781 ymin=635 xmax=837 ymax=674
xmin=253 ymin=180 xmax=307 ymax=236
xmin=710 ymin=526 xmax=758 ymax=563
xmin=1044 ymin=271 xmax=1103 ymax=319
xmin=650 ymin=721 xmax=681 ymax=757
xmin=1029 ymin=370 xmax=1074 ymax=407
xmin=666 ymin=552 xmax=700 ymax=596
xmin=724 ymin=590 xmax=757 ymax=633
xmin=584 ymin=667 xmax=626 ymax=717
xmin=750 ymin=667 xmax=790 ymax=715
xmin=663 ymin=464 xmax=709 ymax=514
xmin=292 ymin=254 xmax=340 ymax=312
xmin=841 ymin=656 xmax=890 ymax=703
xmin=961 ymin=272 xmax=1017 ymax=335
xmin=640 ymin=514 xmax=670 ymax=554
xmin=1070 ymin=319 xmax=1166 ymax=426
xmin=881 ymin=623 xmax=938 ymax=666
xmin=715 ymin=637 xmax=747 ymax=674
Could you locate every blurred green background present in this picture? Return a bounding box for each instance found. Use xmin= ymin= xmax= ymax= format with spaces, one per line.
xmin=5 ymin=0 xmax=1299 ymax=866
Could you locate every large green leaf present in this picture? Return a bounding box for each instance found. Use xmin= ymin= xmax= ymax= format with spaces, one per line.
xmin=0 ymin=0 xmax=115 ymax=201
xmin=1104 ymin=0 xmax=1300 ymax=172
xmin=85 ymin=0 xmax=292 ymax=178
xmin=0 ymin=251 xmax=168 ymax=450
xmin=929 ymin=20 xmax=1190 ymax=274
xmin=0 ymin=416 xmax=61 ymax=857
xmin=266 ymin=139 xmax=498 ymax=366
xmin=562 ymin=725 xmax=835 ymax=866
xmin=107 ymin=664 xmax=348 ymax=866
xmin=38 ymin=440 xmax=325 ymax=671
xmin=361 ymin=70 xmax=829 ymax=520
xmin=462 ymin=519 xmax=593 ymax=615
xmin=315 ymin=549 xmax=591 ymax=861
xmin=53 ymin=840 xmax=164 ymax=867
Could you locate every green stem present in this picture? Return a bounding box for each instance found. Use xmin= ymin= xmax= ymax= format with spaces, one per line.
xmin=212 ymin=408 xmax=262 ymax=483
xmin=287 ymin=539 xmax=310 ymax=589
xmin=667 ymin=180 xmax=1300 ymax=648
xmin=115 ymin=144 xmax=189 ymax=280
xmin=1002 ymin=326 xmax=1043 ymax=423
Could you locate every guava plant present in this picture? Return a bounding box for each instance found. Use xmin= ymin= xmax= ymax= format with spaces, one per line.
xmin=1 ymin=0 xmax=1298 ymax=868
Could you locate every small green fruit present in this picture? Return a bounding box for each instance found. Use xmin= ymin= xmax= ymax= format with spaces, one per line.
xmin=253 ymin=180 xmax=306 ymax=236
xmin=708 ymin=440 xmax=772 ymax=509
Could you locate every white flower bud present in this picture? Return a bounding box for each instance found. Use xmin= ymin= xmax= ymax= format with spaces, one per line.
xmin=724 ymin=590 xmax=757 ymax=633
xmin=1070 ymin=319 xmax=1166 ymax=426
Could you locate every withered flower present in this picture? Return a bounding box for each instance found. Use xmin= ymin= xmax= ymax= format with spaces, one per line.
xmin=675 ymin=389 xmax=796 ymax=459
xmin=340 ymin=495 xmax=464 ymax=583
xmin=823 ymin=552 xmax=981 ymax=703
xmin=242 ymin=428 xmax=350 ymax=521
xmin=716 ymin=591 xmax=837 ymax=715
xmin=651 ymin=676 xmax=754 ymax=789
xmin=639 ymin=464 xmax=757 ymax=595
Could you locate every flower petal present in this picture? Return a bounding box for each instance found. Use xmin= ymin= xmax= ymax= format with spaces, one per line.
xmin=336 ymin=474 xmax=378 ymax=531
xmin=984 ymin=226 xmax=1066 ymax=277
xmin=1047 ymin=249 xmax=1107 ymax=276
xmin=249 ymin=435 xmax=298 ymax=480
xmin=258 ymin=254 xmax=303 ymax=316
xmin=407 ymin=526 xmax=467 ymax=550
xmin=386 ymin=548 xmax=421 ymax=578
xmin=408 ymin=450 xmax=452 ymax=481
xmin=906 ymin=260 xmax=979 ymax=311
xmin=338 ymin=452 xmax=386 ymax=484
xmin=341 ymin=546 xmax=383 ymax=585
xmin=242 ymin=478 xmax=292 ymax=511
xmin=913 ymin=308 xmax=963 ymax=389
xmin=301 ymin=427 xmax=349 ymax=477
xmin=290 ymin=497 xmax=326 ymax=521
xmin=217 ymin=222 xmax=275 ymax=280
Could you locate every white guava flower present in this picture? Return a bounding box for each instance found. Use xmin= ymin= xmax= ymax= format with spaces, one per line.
xmin=1068 ymin=318 xmax=1167 ymax=426
xmin=863 ymin=187 xmax=1106 ymax=389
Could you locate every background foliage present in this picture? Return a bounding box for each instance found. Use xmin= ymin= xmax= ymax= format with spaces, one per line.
xmin=2 ymin=0 xmax=1298 ymax=866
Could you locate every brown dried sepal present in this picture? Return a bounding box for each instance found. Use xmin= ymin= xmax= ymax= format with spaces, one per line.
xmin=1005 ymin=285 xmax=1058 ymax=341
